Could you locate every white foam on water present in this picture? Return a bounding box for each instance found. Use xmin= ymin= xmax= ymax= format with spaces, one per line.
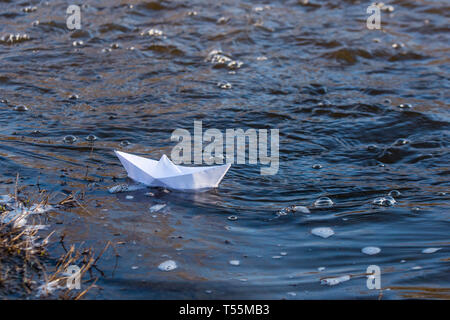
xmin=36 ymin=280 xmax=61 ymax=298
xmin=108 ymin=183 xmax=146 ymax=194
xmin=422 ymin=247 xmax=441 ymax=254
xmin=1 ymin=202 xmax=54 ymax=228
xmin=25 ymin=225 xmax=49 ymax=232
xmin=1 ymin=211 xmax=27 ymax=227
xmin=311 ymin=227 xmax=335 ymax=239
xmin=292 ymin=206 xmax=310 ymax=214
xmin=158 ymin=260 xmax=177 ymax=271
xmin=287 ymin=292 xmax=297 ymax=296
xmin=0 ymin=194 xmax=13 ymax=204
xmin=29 ymin=204 xmax=53 ymax=214
xmin=150 ymin=204 xmax=166 ymax=213
xmin=206 ymin=49 xmax=243 ymax=69
xmin=320 ymin=275 xmax=351 ymax=286
xmin=362 ymin=246 xmax=381 ymax=255
xmin=229 ymin=260 xmax=240 ymax=266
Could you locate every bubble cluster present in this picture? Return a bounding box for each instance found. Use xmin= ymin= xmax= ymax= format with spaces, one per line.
xmin=22 ymin=6 xmax=37 ymax=13
xmin=1 ymin=33 xmax=31 ymax=44
xmin=140 ymin=29 xmax=164 ymax=37
xmin=373 ymin=196 xmax=396 ymax=206
xmin=277 ymin=204 xmax=310 ymax=216
xmin=372 ymin=2 xmax=394 ymax=12
xmin=206 ymin=50 xmax=244 ymax=69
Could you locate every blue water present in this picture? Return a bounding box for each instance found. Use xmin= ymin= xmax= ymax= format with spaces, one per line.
xmin=0 ymin=0 xmax=449 ymax=299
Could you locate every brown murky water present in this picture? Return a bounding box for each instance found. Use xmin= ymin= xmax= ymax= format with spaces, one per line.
xmin=0 ymin=0 xmax=449 ymax=299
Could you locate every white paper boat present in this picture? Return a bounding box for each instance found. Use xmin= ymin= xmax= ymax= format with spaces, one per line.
xmin=114 ymin=151 xmax=231 ymax=191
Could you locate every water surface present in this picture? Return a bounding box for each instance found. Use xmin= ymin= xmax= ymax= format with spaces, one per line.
xmin=0 ymin=0 xmax=449 ymax=299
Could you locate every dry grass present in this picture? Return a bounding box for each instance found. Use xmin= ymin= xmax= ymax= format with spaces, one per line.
xmin=0 ymin=220 xmax=47 ymax=297
xmin=0 ymin=175 xmax=110 ymax=299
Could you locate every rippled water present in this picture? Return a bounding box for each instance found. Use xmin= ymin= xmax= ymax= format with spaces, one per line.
xmin=1 ymin=0 xmax=449 ymax=299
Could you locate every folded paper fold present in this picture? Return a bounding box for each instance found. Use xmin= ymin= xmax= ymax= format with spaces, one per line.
xmin=114 ymin=151 xmax=231 ymax=191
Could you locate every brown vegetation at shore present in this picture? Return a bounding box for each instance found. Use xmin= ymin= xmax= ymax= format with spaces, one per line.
xmin=0 ymin=176 xmax=110 ymax=299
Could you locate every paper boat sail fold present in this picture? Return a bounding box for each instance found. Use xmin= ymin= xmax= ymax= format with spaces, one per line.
xmin=114 ymin=151 xmax=231 ymax=191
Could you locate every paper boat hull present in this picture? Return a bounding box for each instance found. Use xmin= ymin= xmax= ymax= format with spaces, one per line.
xmin=115 ymin=151 xmax=230 ymax=191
